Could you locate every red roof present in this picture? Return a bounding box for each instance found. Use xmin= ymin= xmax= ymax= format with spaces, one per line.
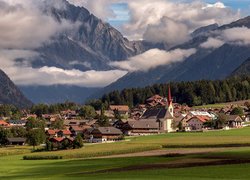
xmin=46 ymin=129 xmax=72 ymax=135
xmin=0 ymin=120 xmax=9 ymax=126
xmin=188 ymin=116 xmax=210 ymax=123
xmin=60 ymin=130 xmax=72 ymax=135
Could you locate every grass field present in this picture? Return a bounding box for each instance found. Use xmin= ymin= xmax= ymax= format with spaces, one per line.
xmin=2 ymin=128 xmax=250 ymax=179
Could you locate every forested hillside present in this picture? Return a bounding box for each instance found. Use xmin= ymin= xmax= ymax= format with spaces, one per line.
xmin=94 ymin=76 xmax=250 ymax=107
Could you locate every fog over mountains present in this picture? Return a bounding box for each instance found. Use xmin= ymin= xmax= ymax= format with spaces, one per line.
xmin=0 ymin=0 xmax=250 ymax=104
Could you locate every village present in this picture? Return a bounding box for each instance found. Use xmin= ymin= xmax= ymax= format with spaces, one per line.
xmin=0 ymin=87 xmax=249 ymax=149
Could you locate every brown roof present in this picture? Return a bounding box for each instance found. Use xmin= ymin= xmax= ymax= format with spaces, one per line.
xmin=92 ymin=127 xmax=123 ymax=135
xmin=226 ymin=115 xmax=243 ymax=122
xmin=110 ymin=105 xmax=129 ymax=112
xmin=125 ymin=120 xmax=159 ymax=129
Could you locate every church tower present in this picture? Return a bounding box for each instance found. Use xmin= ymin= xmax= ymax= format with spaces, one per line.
xmin=167 ymin=85 xmax=174 ymax=117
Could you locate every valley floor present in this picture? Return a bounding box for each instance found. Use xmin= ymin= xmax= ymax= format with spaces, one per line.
xmin=2 ymin=128 xmax=250 ymax=179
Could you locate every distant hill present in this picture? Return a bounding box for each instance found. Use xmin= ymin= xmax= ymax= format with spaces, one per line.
xmin=19 ymin=85 xmax=99 ymax=104
xmin=0 ymin=70 xmax=32 ymax=108
xmin=231 ymin=58 xmax=250 ymax=77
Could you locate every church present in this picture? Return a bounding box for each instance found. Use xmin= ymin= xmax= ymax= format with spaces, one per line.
xmin=140 ymin=86 xmax=174 ymax=133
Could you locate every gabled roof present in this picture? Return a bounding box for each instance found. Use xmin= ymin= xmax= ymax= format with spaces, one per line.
xmin=142 ymin=108 xmax=173 ymax=119
xmin=226 ymin=115 xmax=243 ymax=122
xmin=46 ymin=129 xmax=72 ymax=135
xmin=92 ymin=127 xmax=123 ymax=135
xmin=187 ymin=116 xmax=210 ymax=123
xmin=125 ymin=120 xmax=158 ymax=129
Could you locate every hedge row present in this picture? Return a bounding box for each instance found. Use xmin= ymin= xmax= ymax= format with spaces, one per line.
xmin=23 ymin=155 xmax=63 ymax=160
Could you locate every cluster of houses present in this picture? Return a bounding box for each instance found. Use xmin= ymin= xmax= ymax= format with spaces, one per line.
xmin=1 ymin=87 xmax=250 ymax=145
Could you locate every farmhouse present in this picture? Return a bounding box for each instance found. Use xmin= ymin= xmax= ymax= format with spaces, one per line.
xmin=87 ymin=127 xmax=123 ymax=143
xmin=226 ymin=115 xmax=243 ymax=128
xmin=186 ymin=116 xmax=210 ymax=131
xmin=46 ymin=129 xmax=72 ymax=138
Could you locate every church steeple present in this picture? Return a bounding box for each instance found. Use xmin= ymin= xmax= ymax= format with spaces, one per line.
xmin=167 ymin=85 xmax=174 ymax=117
xmin=167 ymin=85 xmax=172 ymax=106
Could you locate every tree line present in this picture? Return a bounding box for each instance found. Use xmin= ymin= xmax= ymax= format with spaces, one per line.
xmin=90 ymin=75 xmax=250 ymax=107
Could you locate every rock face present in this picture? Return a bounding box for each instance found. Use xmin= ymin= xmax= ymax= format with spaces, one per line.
xmin=0 ymin=69 xmax=32 ymax=108
xmin=33 ymin=0 xmax=154 ymax=71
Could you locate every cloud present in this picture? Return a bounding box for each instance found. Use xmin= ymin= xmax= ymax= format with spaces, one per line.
xmin=110 ymin=48 xmax=196 ymax=72
xmin=0 ymin=49 xmax=127 ymax=87
xmin=123 ymin=0 xmax=240 ymax=42
xmin=200 ymin=27 xmax=250 ymax=48
xmin=67 ymin=0 xmax=118 ymax=20
xmin=0 ymin=0 xmax=79 ymax=49
xmin=200 ymin=37 xmax=225 ymax=49
xmin=222 ymin=27 xmax=250 ymax=45
xmin=143 ymin=17 xmax=190 ymax=46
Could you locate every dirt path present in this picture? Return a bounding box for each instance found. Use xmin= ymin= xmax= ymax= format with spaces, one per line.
xmin=91 ymin=147 xmax=235 ymax=159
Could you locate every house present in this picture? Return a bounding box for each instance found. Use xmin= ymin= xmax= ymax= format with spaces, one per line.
xmin=186 ymin=116 xmax=210 ymax=131
xmin=7 ymin=138 xmax=26 ymax=145
xmin=226 ymin=115 xmax=243 ymax=128
xmin=7 ymin=120 xmax=26 ymax=127
xmin=87 ymin=127 xmax=123 ymax=143
xmin=49 ymin=137 xmax=74 ymax=149
xmin=122 ymin=120 xmax=159 ymax=136
xmin=69 ymin=125 xmax=91 ymax=137
xmin=0 ymin=120 xmax=9 ymax=127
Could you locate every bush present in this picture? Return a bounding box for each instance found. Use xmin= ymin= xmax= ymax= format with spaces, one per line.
xmin=73 ymin=135 xmax=83 ymax=149
xmin=23 ymin=155 xmax=62 ymax=160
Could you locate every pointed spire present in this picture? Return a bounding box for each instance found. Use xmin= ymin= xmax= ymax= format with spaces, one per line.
xmin=167 ymin=85 xmax=172 ymax=105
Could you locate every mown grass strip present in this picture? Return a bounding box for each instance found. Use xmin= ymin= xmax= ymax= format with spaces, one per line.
xmin=163 ymin=143 xmax=250 ymax=148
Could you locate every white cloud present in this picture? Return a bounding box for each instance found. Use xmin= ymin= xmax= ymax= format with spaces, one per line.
xmin=143 ymin=17 xmax=190 ymax=46
xmin=110 ymin=48 xmax=196 ymax=72
xmin=222 ymin=27 xmax=250 ymax=45
xmin=0 ymin=0 xmax=79 ymax=49
xmin=67 ymin=0 xmax=118 ymax=20
xmin=0 ymin=49 xmax=127 ymax=87
xmin=123 ymin=0 xmax=240 ymax=42
xmin=200 ymin=37 xmax=225 ymax=49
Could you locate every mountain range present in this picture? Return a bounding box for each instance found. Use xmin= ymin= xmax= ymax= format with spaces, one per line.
xmin=3 ymin=0 xmax=250 ymax=105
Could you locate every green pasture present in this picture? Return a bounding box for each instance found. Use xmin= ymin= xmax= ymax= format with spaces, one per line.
xmin=1 ymin=127 xmax=250 ymax=179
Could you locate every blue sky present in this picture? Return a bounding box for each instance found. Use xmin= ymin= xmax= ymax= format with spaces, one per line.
xmin=109 ymin=0 xmax=250 ymax=27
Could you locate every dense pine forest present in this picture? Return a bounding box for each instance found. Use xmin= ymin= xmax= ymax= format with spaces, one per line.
xmin=92 ymin=76 xmax=250 ymax=107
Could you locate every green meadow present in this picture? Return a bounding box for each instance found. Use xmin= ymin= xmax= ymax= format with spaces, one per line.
xmin=2 ymin=128 xmax=250 ymax=179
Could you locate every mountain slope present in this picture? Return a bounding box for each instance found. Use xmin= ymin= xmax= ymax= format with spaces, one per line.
xmin=19 ymin=85 xmax=99 ymax=104
xmin=93 ymin=16 xmax=250 ymax=97
xmin=0 ymin=70 xmax=32 ymax=108
xmin=231 ymin=58 xmax=250 ymax=76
